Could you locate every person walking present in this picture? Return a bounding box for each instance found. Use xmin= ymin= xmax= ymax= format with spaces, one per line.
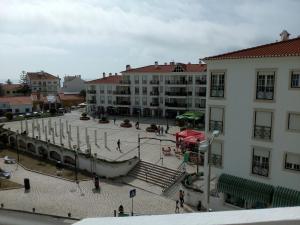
xmin=175 ymin=200 xmax=180 ymax=213
xmin=160 ymin=126 xmax=164 ymax=135
xmin=166 ymin=123 xmax=169 ymax=134
xmin=117 ymin=139 xmax=121 ymax=151
xmin=179 ymin=190 xmax=185 ymax=207
xmin=157 ymin=125 xmax=160 ymax=135
xmin=113 ymin=117 xmax=116 ymax=124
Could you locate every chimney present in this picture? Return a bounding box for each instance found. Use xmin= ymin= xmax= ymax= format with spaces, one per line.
xmin=115 ymin=73 xmax=118 ymax=76
xmin=126 ymin=65 xmax=131 ymax=70
xmin=154 ymin=61 xmax=158 ymax=67
xmin=103 ymin=72 xmax=106 ymax=78
xmin=280 ymin=30 xmax=290 ymax=41
xmin=199 ymin=58 xmax=203 ymax=64
xmin=164 ymin=62 xmax=167 ymax=65
xmin=109 ymin=73 xmax=112 ymax=76
xmin=170 ymin=61 xmax=175 ymax=65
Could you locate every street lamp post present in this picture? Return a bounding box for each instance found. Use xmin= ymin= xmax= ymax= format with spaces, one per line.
xmin=199 ymin=130 xmax=220 ymax=211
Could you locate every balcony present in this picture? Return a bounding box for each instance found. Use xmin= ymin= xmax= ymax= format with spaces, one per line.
xmin=165 ymin=80 xmax=188 ymax=85
xmin=165 ymin=102 xmax=187 ymax=108
xmin=150 ymin=102 xmax=159 ymax=107
xmin=195 ymin=79 xmax=207 ymax=85
xmin=254 ymin=125 xmax=272 ymax=140
xmin=113 ymin=91 xmax=131 ymax=95
xmin=210 ymin=86 xmax=224 ymax=97
xmin=100 ymin=90 xmax=104 ymax=94
xmin=256 ymin=90 xmax=274 ymax=100
xmin=87 ymin=90 xmax=96 ymax=94
xmin=135 ymin=80 xmax=139 ymax=84
xmin=209 ymin=120 xmax=223 ymax=133
xmin=195 ymin=92 xmax=206 ymax=97
xmin=115 ymin=101 xmax=131 ymax=106
xmin=195 ymin=103 xmax=205 ymax=108
xmin=88 ymin=100 xmax=96 ymax=104
xmin=119 ymin=80 xmax=131 ymax=85
xmin=165 ymin=91 xmax=192 ymax=96
xmin=150 ymin=91 xmax=159 ymax=96
xmin=252 ymin=162 xmax=269 ymax=177
xmin=150 ymin=80 xmax=159 ymax=85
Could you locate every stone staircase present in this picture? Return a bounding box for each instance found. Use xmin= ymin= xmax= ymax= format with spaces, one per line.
xmin=128 ymin=160 xmax=185 ymax=192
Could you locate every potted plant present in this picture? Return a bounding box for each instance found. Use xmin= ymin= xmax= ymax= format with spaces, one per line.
xmin=99 ymin=117 xmax=109 ymax=124
xmin=120 ymin=119 xmax=132 ymax=128
xmin=80 ymin=112 xmax=90 ymax=120
xmin=146 ymin=123 xmax=158 ymax=132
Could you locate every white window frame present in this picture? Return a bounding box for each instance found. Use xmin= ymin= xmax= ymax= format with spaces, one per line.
xmin=251 ymin=146 xmax=271 ymax=177
xmin=284 ymin=152 xmax=300 ymax=172
xmin=287 ymin=112 xmax=300 ymax=132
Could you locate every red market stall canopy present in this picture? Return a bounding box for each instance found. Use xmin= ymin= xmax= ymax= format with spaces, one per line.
xmin=183 ymin=134 xmax=206 ymax=145
xmin=176 ymin=129 xmax=205 ymax=143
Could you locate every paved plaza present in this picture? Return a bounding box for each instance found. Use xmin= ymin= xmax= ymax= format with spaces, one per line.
xmin=0 ymin=159 xmax=194 ymax=218
xmin=3 ymin=110 xmax=199 ymax=173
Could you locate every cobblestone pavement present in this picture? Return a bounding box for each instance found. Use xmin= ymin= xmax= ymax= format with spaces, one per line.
xmin=0 ymin=159 xmax=194 ymax=218
xmin=3 ymin=110 xmax=201 ymax=173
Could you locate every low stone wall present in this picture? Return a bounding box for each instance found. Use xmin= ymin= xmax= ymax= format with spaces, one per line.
xmin=2 ymin=128 xmax=139 ymax=178
xmin=181 ymin=173 xmax=204 ymax=208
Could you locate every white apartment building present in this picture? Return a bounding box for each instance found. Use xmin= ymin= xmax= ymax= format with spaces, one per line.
xmin=86 ymin=62 xmax=207 ymax=118
xmin=27 ymin=71 xmax=60 ymax=95
xmin=61 ymin=75 xmax=85 ymax=94
xmin=203 ymin=33 xmax=300 ymax=208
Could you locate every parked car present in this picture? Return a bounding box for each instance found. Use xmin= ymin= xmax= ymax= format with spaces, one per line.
xmin=25 ymin=112 xmax=33 ymax=118
xmin=33 ymin=111 xmax=41 ymax=117
xmin=0 ymin=168 xmax=11 ymax=179
xmin=4 ymin=156 xmax=16 ymax=164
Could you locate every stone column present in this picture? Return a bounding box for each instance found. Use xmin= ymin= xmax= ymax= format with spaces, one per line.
xmin=55 ymin=121 xmax=58 ymax=137
xmin=25 ymin=119 xmax=28 ymax=134
xmin=42 ymin=119 xmax=45 ymax=133
xmin=77 ymin=126 xmax=80 ymax=150
xmin=66 ymin=120 xmax=69 ymax=133
xmin=48 ymin=119 xmax=51 ymax=135
xmin=62 ymin=123 xmax=65 ymax=139
xmin=68 ymin=129 xmax=71 ymax=148
xmin=52 ymin=127 xmax=55 ymax=144
xmin=32 ymin=121 xmax=35 ymax=138
xmin=85 ymin=128 xmax=88 ymax=145
xmin=20 ymin=120 xmax=23 ymax=133
xmin=104 ymin=132 xmax=107 ymax=148
xmin=38 ymin=123 xmax=41 ymax=139
xmin=94 ymin=130 xmax=97 ymax=146
xmin=59 ymin=120 xmax=63 ymax=145
xmin=69 ymin=124 xmax=72 ymax=140
xmin=45 ymin=125 xmax=48 ymax=142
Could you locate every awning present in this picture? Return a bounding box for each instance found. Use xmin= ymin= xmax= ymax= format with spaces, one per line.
xmin=176 ymin=111 xmax=204 ymax=121
xmin=217 ymin=173 xmax=274 ymax=204
xmin=272 ymin=186 xmax=300 ymax=207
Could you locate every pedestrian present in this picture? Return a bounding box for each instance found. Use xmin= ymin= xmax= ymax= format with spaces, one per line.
xmin=179 ymin=190 xmax=185 ymax=207
xmin=157 ymin=125 xmax=160 ymax=135
xmin=166 ymin=123 xmax=169 ymax=134
xmin=117 ymin=139 xmax=121 ymax=151
xmin=113 ymin=117 xmax=116 ymax=124
xmin=160 ymin=126 xmax=164 ymax=135
xmin=175 ymin=200 xmax=180 ymax=213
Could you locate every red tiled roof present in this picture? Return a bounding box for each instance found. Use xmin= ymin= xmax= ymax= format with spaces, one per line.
xmin=27 ymin=71 xmax=59 ymax=80
xmin=122 ymin=63 xmax=207 ymax=73
xmin=58 ymin=93 xmax=84 ymax=101
xmin=2 ymin=84 xmax=22 ymax=91
xmin=0 ymin=96 xmax=32 ymax=105
xmin=203 ymin=37 xmax=300 ymax=60
xmin=86 ymin=75 xmax=122 ymax=84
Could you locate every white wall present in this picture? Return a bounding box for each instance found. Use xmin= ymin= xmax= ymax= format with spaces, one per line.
xmin=205 ymin=56 xmax=300 ymax=190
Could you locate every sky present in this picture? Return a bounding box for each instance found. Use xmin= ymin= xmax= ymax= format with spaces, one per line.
xmin=0 ymin=0 xmax=300 ymax=82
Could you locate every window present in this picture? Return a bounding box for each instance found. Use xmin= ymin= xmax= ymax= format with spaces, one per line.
xmin=291 ymin=71 xmax=300 ymax=88
xmin=142 ymin=75 xmax=147 ymax=84
xmin=252 ymin=147 xmax=270 ymax=177
xmin=135 ymin=96 xmax=139 ymax=106
xmin=253 ymin=110 xmax=273 ymax=140
xmin=135 ymin=87 xmax=139 ymax=95
xmin=134 ymin=75 xmax=139 ymax=84
xmin=209 ymin=107 xmax=224 ymax=133
xmin=15 ymin=109 xmax=20 ymax=113
xmin=210 ymin=72 xmax=225 ymax=97
xmin=108 ymin=96 xmax=112 ymax=104
xmin=209 ymin=142 xmax=223 ymax=167
xmin=142 ymin=97 xmax=147 ymax=106
xmin=100 ymin=96 xmax=105 ymax=104
xmin=142 ymin=87 xmax=147 ymax=95
xmin=287 ymin=113 xmax=300 ymax=132
xmin=256 ymin=71 xmax=275 ymax=100
xmin=25 ymin=108 xmax=30 ymax=112
xmin=284 ymin=153 xmax=300 ymax=172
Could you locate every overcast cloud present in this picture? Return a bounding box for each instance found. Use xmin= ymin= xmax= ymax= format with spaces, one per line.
xmin=0 ymin=0 xmax=299 ymax=81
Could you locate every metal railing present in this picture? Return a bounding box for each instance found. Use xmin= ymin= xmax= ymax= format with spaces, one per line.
xmin=252 ymin=162 xmax=269 ymax=177
xmin=87 ymin=90 xmax=96 ymax=94
xmin=209 ymin=120 xmax=223 ymax=133
xmin=254 ymin=125 xmax=272 ymax=140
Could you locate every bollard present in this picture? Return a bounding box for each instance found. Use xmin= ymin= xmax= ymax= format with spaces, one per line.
xmin=1 ymin=203 xmax=3 ymax=208
xmin=114 ymin=210 xmax=117 ymax=217
xmin=32 ymin=208 xmax=35 ymax=213
xmin=68 ymin=212 xmax=71 ymax=218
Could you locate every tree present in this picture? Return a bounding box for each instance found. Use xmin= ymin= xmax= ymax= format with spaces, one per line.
xmin=0 ymin=84 xmax=4 ymax=97
xmin=18 ymin=71 xmax=31 ymax=96
xmin=79 ymin=89 xmax=86 ymax=99
xmin=6 ymin=79 xmax=12 ymax=85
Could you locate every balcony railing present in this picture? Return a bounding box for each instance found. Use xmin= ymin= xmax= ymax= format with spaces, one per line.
xmin=100 ymin=90 xmax=104 ymax=94
xmin=115 ymin=101 xmax=131 ymax=106
xmin=150 ymin=92 xmax=159 ymax=96
xmin=87 ymin=90 xmax=96 ymax=94
xmin=195 ymin=92 xmax=206 ymax=97
xmin=165 ymin=91 xmax=192 ymax=96
xmin=150 ymin=102 xmax=159 ymax=107
xmin=119 ymin=80 xmax=131 ymax=84
xmin=209 ymin=154 xmax=222 ymax=167
xmin=256 ymin=90 xmax=274 ymax=100
xmin=195 ymin=103 xmax=205 ymax=108
xmin=209 ymin=120 xmax=223 ymax=133
xmin=195 ymin=79 xmax=207 ymax=85
xmin=142 ymin=80 xmax=147 ymax=84
xmin=210 ymin=86 xmax=224 ymax=97
xmin=165 ymin=80 xmax=188 ymax=85
xmin=165 ymin=102 xmax=187 ymax=108
xmin=135 ymin=80 xmax=139 ymax=84
xmin=254 ymin=125 xmax=272 ymax=140
xmin=150 ymin=80 xmax=159 ymax=85
xmin=88 ymin=100 xmax=96 ymax=104
xmin=113 ymin=91 xmax=131 ymax=95
xmin=252 ymin=162 xmax=269 ymax=177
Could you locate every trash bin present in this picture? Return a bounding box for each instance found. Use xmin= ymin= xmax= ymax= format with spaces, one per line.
xmin=24 ymin=178 xmax=30 ymax=190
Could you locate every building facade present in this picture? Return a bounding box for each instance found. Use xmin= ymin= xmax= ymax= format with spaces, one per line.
xmin=0 ymin=96 xmax=33 ymax=115
xmin=1 ymin=84 xmax=23 ymax=97
xmin=203 ymin=36 xmax=300 ymax=207
xmin=86 ymin=62 xmax=207 ymax=118
xmin=27 ymin=71 xmax=60 ymax=95
xmin=61 ymin=75 xmax=85 ymax=94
